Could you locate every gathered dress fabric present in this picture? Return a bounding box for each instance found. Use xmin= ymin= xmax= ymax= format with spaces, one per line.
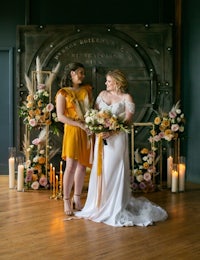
xmin=55 ymin=85 xmax=92 ymax=168
xmin=75 ymin=96 xmax=168 ymax=227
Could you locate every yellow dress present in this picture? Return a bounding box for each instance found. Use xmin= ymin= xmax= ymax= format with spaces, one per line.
xmin=56 ymin=85 xmax=93 ymax=168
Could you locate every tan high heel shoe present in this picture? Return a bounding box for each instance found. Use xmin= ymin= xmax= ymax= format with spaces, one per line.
xmin=71 ymin=194 xmax=82 ymax=211
xmin=64 ymin=198 xmax=74 ymax=216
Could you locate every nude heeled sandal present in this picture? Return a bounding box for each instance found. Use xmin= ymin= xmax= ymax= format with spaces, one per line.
xmin=64 ymin=198 xmax=74 ymax=216
xmin=71 ymin=194 xmax=82 ymax=211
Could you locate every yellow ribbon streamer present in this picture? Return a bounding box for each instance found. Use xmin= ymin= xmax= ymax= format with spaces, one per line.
xmin=96 ymin=133 xmax=103 ymax=207
xmin=97 ymin=133 xmax=103 ymax=176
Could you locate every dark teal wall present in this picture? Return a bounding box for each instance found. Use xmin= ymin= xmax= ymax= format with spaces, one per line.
xmin=29 ymin=0 xmax=173 ymax=24
xmin=0 ymin=0 xmax=24 ymax=172
xmin=182 ymin=0 xmax=200 ymax=183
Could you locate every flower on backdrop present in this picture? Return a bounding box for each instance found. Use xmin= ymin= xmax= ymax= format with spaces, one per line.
xmin=130 ymin=148 xmax=159 ymax=193
xmin=149 ymin=101 xmax=185 ymax=150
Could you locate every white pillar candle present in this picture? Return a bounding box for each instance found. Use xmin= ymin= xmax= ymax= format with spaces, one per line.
xmin=167 ymin=156 xmax=173 ymax=188
xmin=179 ymin=163 xmax=186 ymax=192
xmin=17 ymin=164 xmax=24 ymax=191
xmin=171 ymin=165 xmax=178 ymax=193
xmin=9 ymin=157 xmax=15 ymax=189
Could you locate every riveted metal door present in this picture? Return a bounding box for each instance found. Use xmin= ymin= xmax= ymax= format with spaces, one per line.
xmin=17 ymin=24 xmax=173 ymax=157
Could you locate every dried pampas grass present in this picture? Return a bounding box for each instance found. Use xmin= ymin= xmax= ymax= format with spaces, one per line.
xmin=36 ymin=56 xmax=43 ymax=84
xmin=45 ymin=62 xmax=61 ymax=91
xmin=24 ymin=73 xmax=33 ymax=95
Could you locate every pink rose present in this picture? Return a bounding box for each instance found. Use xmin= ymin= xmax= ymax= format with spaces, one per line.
xmin=32 ymin=138 xmax=41 ymax=145
xmin=39 ymin=176 xmax=48 ymax=187
xmin=171 ymin=124 xmax=179 ymax=132
xmin=31 ymin=181 xmax=40 ymax=190
xmin=143 ymin=172 xmax=152 ymax=181
xmin=29 ymin=119 xmax=37 ymax=127
xmin=37 ymin=84 xmax=46 ymax=90
xmin=46 ymin=103 xmax=54 ymax=112
xmin=169 ymin=110 xmax=177 ymax=119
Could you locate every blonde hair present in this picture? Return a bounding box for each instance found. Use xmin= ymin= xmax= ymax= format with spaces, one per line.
xmin=106 ymin=69 xmax=128 ymax=92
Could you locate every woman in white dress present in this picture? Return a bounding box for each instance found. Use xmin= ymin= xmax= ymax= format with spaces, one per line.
xmin=75 ymin=69 xmax=168 ymax=227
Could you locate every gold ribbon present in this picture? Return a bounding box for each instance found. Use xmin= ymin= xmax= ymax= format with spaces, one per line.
xmin=88 ymin=136 xmax=94 ymax=164
xmin=96 ymin=133 xmax=103 ymax=207
xmin=97 ymin=133 xmax=103 ymax=176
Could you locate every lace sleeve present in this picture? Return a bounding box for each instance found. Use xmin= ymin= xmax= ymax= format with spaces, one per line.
xmin=125 ymin=101 xmax=135 ymax=114
xmin=95 ymin=95 xmax=101 ymax=105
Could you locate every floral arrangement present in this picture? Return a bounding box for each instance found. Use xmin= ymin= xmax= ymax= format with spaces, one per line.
xmin=84 ymin=108 xmax=130 ymax=134
xmin=19 ymin=58 xmax=60 ymax=136
xmin=148 ymin=101 xmax=185 ymax=150
xmin=19 ymin=83 xmax=58 ymax=132
xmin=23 ymin=128 xmax=49 ymax=189
xmin=131 ymin=148 xmax=159 ymax=193
xmin=19 ymin=56 xmax=60 ymax=190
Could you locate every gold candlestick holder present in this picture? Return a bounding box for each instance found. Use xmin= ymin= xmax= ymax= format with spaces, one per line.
xmin=50 ymin=172 xmax=63 ymax=200
xmin=56 ymin=181 xmax=63 ymax=200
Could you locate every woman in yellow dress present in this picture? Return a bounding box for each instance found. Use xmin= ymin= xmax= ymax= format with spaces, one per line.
xmin=56 ymin=62 xmax=93 ymax=216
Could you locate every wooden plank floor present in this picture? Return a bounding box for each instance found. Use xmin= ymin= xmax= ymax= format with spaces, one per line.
xmin=0 ymin=175 xmax=200 ymax=260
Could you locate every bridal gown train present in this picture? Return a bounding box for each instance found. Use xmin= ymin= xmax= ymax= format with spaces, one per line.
xmin=75 ymin=97 xmax=168 ymax=227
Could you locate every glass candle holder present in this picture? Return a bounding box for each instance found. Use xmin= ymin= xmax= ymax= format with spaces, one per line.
xmin=178 ymin=156 xmax=186 ymax=192
xmin=167 ymin=146 xmax=174 ymax=188
xmin=17 ymin=156 xmax=25 ymax=192
xmin=167 ymin=155 xmax=173 ymax=188
xmin=8 ymin=147 xmax=16 ymax=158
xmin=171 ymin=164 xmax=178 ymax=193
xmin=8 ymin=147 xmax=16 ymax=189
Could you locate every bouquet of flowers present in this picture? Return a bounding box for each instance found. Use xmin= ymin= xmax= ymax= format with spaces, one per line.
xmin=84 ymin=108 xmax=130 ymax=144
xmin=131 ymin=148 xmax=159 ymax=193
xmin=149 ymin=101 xmax=185 ymax=149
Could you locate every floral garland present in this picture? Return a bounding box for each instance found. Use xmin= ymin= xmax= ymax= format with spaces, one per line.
xmin=19 ymin=57 xmax=60 ymax=190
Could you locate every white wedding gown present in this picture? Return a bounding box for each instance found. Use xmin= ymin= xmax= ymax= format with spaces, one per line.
xmin=75 ymin=97 xmax=168 ymax=227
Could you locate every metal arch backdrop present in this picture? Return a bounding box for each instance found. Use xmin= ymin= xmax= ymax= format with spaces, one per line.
xmin=16 ymin=24 xmax=173 ymax=155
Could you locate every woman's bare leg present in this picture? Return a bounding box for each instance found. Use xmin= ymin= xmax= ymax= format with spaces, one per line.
xmin=73 ymin=163 xmax=86 ymax=210
xmin=63 ymin=158 xmax=77 ymax=215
